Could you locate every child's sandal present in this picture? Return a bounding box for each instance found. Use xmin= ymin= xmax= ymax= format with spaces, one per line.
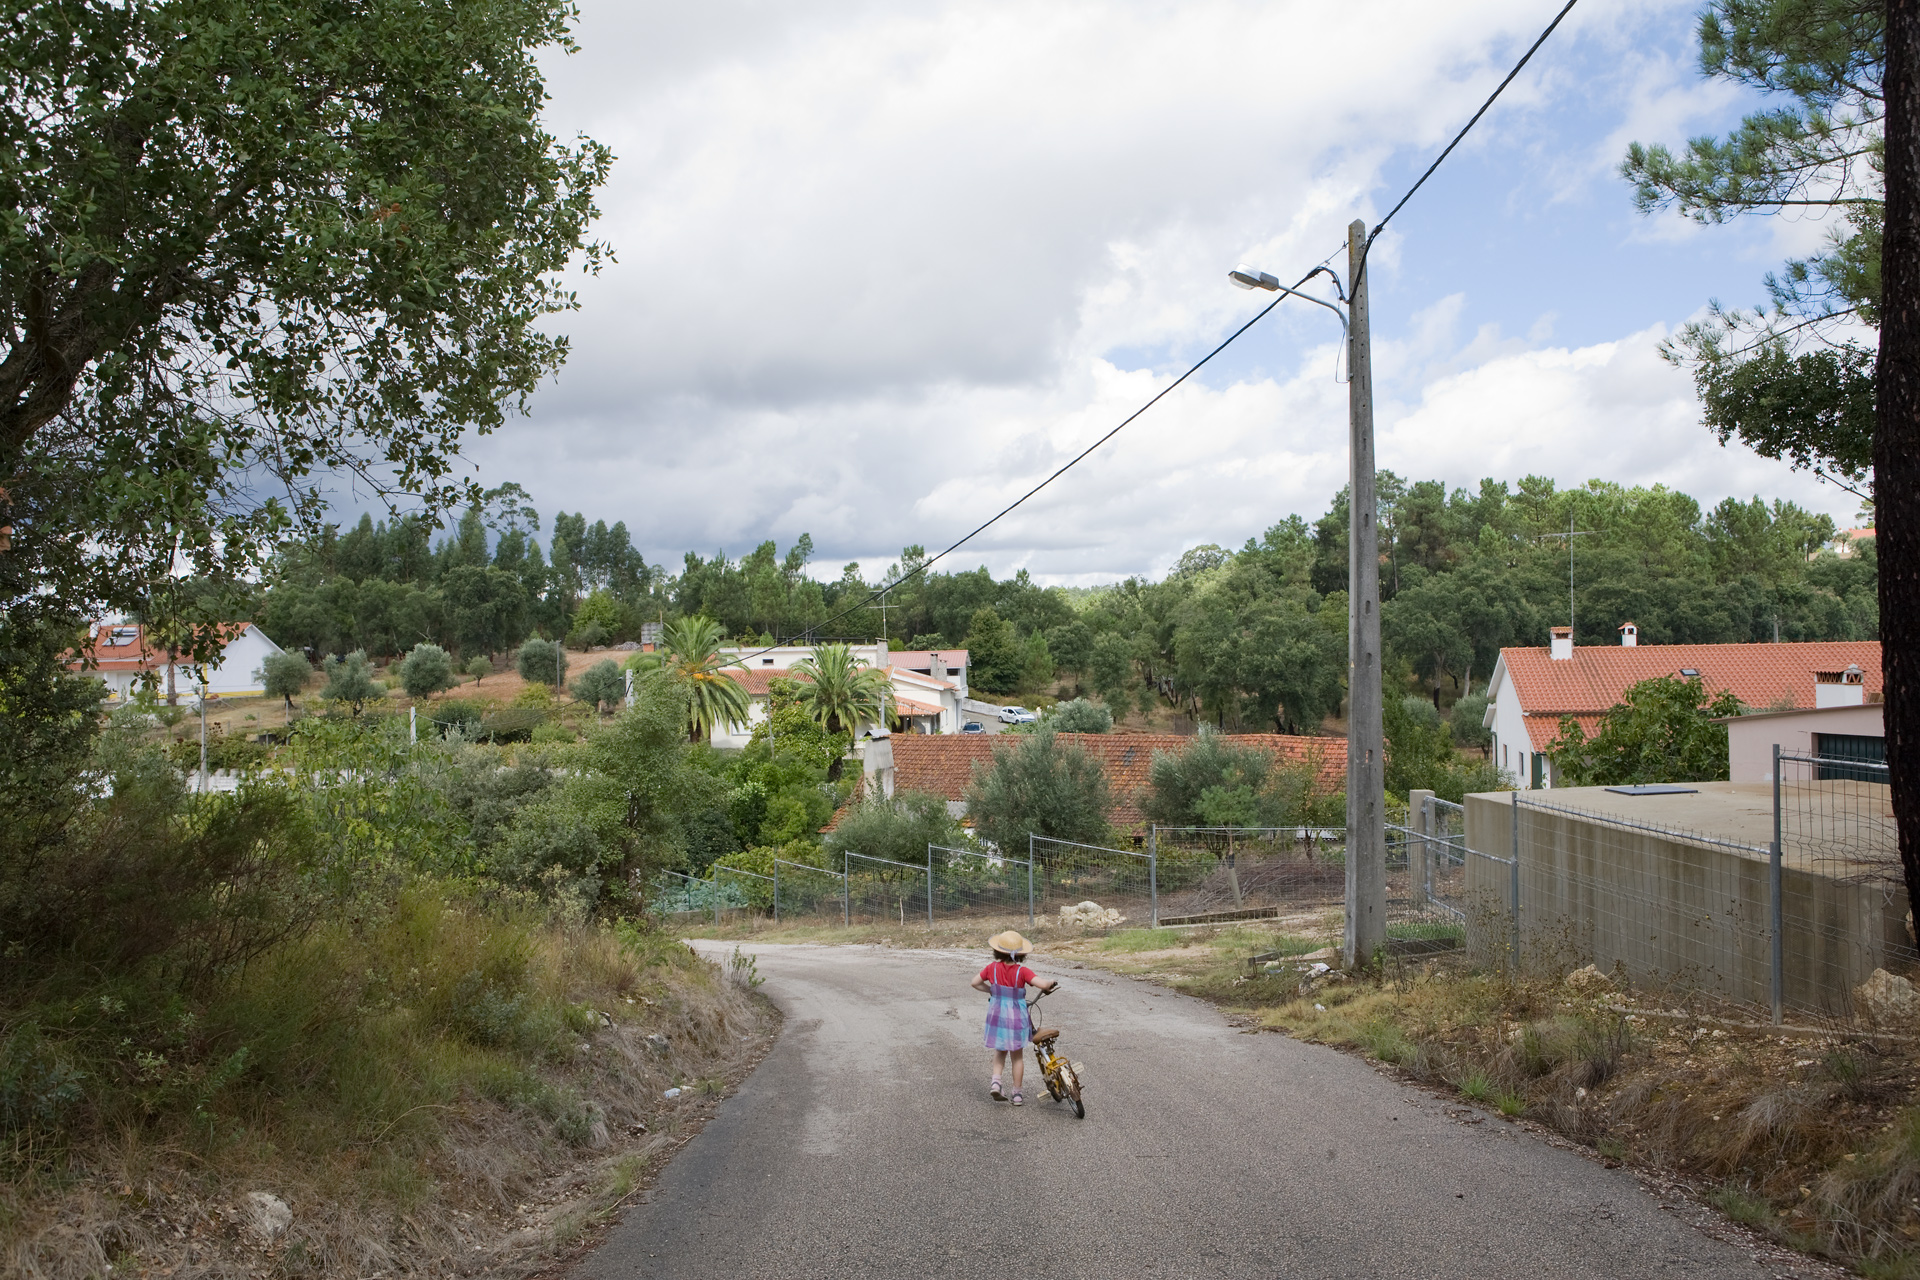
xmin=990 ymin=1078 xmax=1006 ymax=1101
xmin=1010 ymin=1091 xmax=1024 ymax=1106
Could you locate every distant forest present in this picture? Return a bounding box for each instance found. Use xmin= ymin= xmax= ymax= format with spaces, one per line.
xmin=256 ymin=474 xmax=1877 ymax=732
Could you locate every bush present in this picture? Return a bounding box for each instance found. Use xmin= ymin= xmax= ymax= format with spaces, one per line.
xmin=824 ymin=789 xmax=959 ymax=866
xmin=320 ymin=650 xmax=386 ymax=714
xmin=426 ymin=698 xmax=485 ymax=738
xmin=965 ymin=729 xmax=1112 ymax=851
xmin=466 ymin=655 xmax=493 ymax=684
xmin=517 ymin=637 xmax=568 ymax=687
xmin=480 ymin=707 xmax=547 ymax=744
xmin=258 ymin=649 xmax=314 ymax=712
xmin=571 ymin=658 xmax=625 ymax=713
xmin=1450 ymin=692 xmax=1490 ymax=750
xmin=398 ymin=643 xmax=457 ymax=700
xmin=1046 ymin=697 xmax=1112 ymax=733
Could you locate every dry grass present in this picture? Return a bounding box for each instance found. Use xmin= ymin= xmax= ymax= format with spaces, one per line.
xmin=1 ymin=897 xmax=776 ymax=1280
xmin=1050 ymin=924 xmax=1920 ymax=1277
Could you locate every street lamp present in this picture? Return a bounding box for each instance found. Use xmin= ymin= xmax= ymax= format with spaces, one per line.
xmin=1227 ymin=221 xmax=1386 ymax=969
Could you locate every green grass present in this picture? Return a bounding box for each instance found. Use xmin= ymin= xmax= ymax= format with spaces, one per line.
xmin=1100 ymin=928 xmax=1190 ymax=952
xmin=1386 ymin=920 xmax=1465 ymax=942
xmin=1707 ymin=1183 xmax=1775 ymax=1227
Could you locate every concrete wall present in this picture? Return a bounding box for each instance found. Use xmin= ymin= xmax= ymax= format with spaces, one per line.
xmin=1464 ymin=789 xmax=1909 ymax=1013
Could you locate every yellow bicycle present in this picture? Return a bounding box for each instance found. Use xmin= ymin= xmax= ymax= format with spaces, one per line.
xmin=1026 ymin=986 xmax=1085 ymax=1119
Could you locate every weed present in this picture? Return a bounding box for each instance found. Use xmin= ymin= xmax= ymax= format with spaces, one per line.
xmin=1708 ymin=1183 xmax=1774 ymax=1226
xmin=1358 ymin=1019 xmax=1415 ymax=1066
xmin=1458 ymin=1069 xmax=1496 ymax=1104
xmin=1100 ymin=928 xmax=1188 ymax=952
xmin=727 ymin=947 xmax=764 ymax=990
xmin=1596 ymin=1136 xmax=1627 ymax=1161
xmin=1495 ymin=1091 xmax=1528 ymax=1118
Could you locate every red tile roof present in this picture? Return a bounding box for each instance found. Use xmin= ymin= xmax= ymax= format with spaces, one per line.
xmin=857 ymin=732 xmax=1346 ymax=830
xmin=722 ymin=668 xmax=813 ymax=696
xmin=65 ymin=621 xmax=256 ymax=672
xmin=1498 ymin=641 xmax=1882 ymax=750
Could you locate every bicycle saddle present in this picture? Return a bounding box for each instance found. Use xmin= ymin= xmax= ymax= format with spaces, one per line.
xmin=1030 ymin=1027 xmax=1061 ymax=1044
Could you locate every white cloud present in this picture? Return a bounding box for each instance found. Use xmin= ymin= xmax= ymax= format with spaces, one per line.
xmin=459 ymin=0 xmax=1855 ymax=583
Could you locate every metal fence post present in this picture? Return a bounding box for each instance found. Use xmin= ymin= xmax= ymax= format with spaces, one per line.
xmin=1408 ymin=789 xmax=1434 ymax=910
xmin=1771 ymin=742 xmax=1784 ymax=1025
xmin=712 ymin=869 xmax=720 ymax=927
xmin=773 ymin=858 xmax=780 ymax=924
xmin=842 ymin=852 xmax=849 ymax=928
xmin=1509 ymin=791 xmax=1521 ymax=972
xmin=1148 ymin=824 xmax=1159 ymax=928
xmin=1027 ymin=833 xmax=1035 ymax=929
xmin=927 ymin=843 xmax=934 ymax=926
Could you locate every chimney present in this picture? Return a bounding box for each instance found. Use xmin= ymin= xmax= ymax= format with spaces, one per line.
xmin=1619 ymin=622 xmax=1638 ymax=647
xmin=929 ymin=650 xmax=943 ymax=682
xmin=1549 ymin=626 xmax=1573 ymax=661
xmin=1814 ymin=664 xmax=1866 ymax=709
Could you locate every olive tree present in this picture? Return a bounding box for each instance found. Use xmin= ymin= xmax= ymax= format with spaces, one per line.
xmin=398 ymin=643 xmax=456 ymax=700
xmin=258 ymin=649 xmax=313 ymax=716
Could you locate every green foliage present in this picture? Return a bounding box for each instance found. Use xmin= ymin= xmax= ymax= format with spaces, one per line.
xmin=466 ymin=655 xmax=494 ymax=684
xmin=517 ymin=637 xmax=568 ymax=687
xmin=1546 ymin=675 xmax=1744 ymax=786
xmin=963 ymin=607 xmax=1024 ymax=693
xmin=570 ymin=659 xmax=626 ymax=714
xmin=1450 ymin=692 xmax=1491 ymax=751
xmin=0 ymin=0 xmax=611 ymax=634
xmin=1623 ymin=0 xmax=1882 ymax=488
xmin=823 ymin=790 xmax=961 ymax=867
xmin=1383 ymin=693 xmax=1510 ymax=804
xmin=1141 ymin=734 xmax=1338 ymax=828
xmin=791 ymin=643 xmax=890 ymax=735
xmin=258 ymin=650 xmax=314 ymax=713
xmin=320 ymin=650 xmax=386 ymax=715
xmin=1046 ymin=697 xmax=1113 ymax=733
xmin=627 ymin=615 xmax=749 ymax=743
xmin=745 ymin=678 xmax=849 ymax=776
xmin=398 ymin=643 xmax=457 ymax=700
xmin=966 ymin=730 xmax=1113 ymax=851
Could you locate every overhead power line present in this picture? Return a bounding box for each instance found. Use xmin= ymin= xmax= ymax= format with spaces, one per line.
xmin=737 ymin=0 xmax=1580 ymax=660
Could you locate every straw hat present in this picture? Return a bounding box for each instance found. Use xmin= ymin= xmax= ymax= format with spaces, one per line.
xmin=988 ymin=930 xmax=1031 ymax=957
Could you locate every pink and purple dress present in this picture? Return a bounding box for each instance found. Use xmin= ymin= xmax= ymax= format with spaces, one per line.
xmin=981 ymin=960 xmax=1034 ymax=1051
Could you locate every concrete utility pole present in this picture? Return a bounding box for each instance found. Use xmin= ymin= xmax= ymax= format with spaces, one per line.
xmin=1345 ymin=219 xmax=1386 ymax=970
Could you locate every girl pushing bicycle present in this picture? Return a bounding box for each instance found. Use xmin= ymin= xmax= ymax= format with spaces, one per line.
xmin=972 ymin=930 xmax=1055 ymax=1105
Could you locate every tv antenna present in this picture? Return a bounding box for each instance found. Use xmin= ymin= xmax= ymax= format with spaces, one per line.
xmin=1537 ymin=514 xmax=1598 ymax=641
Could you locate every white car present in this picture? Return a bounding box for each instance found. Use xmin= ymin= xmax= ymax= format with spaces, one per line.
xmin=998 ymin=705 xmax=1038 ymax=724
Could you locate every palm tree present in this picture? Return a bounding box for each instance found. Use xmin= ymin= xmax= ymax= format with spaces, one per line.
xmin=791 ymin=643 xmax=892 ymax=737
xmin=629 ymin=615 xmax=751 ymax=743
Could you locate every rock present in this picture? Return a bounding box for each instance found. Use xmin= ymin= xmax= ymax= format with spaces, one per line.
xmin=241 ymin=1191 xmax=291 ymax=1245
xmin=1057 ymin=900 xmax=1126 ymax=928
xmin=1855 ymin=968 xmax=1920 ymax=1027
xmin=645 ymin=1033 xmax=670 ymax=1055
xmin=1564 ymin=964 xmax=1612 ymax=995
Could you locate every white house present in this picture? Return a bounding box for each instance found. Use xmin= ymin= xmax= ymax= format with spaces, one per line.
xmin=1481 ymin=625 xmax=1882 ymax=789
xmin=705 ymin=644 xmax=970 ymax=748
xmin=69 ymin=621 xmax=287 ymax=702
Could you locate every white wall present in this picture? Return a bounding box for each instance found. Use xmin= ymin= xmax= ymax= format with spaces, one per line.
xmin=1483 ymin=657 xmax=1544 ymax=790
xmin=1726 ymin=705 xmax=1885 ymax=783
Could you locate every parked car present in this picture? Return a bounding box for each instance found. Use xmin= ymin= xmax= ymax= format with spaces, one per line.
xmin=998 ymin=705 xmax=1038 ymax=724
xmin=961 ymin=721 xmax=985 ymax=734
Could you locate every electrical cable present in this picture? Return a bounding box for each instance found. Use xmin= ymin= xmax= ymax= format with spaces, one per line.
xmin=736 ymin=261 xmax=1340 ymax=661
xmin=730 ymin=0 xmax=1580 ymax=662
xmin=1361 ymin=0 xmax=1580 ymax=270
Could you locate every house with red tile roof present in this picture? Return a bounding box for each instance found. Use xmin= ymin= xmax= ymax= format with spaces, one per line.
xmin=708 ymin=643 xmax=970 ymax=746
xmin=66 ymin=621 xmax=287 ymax=702
xmin=1483 ymin=625 xmax=1881 ymax=789
xmin=847 ymin=731 xmax=1346 ymax=833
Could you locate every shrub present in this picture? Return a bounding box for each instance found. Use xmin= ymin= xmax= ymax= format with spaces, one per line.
xmin=571 ymin=659 xmax=625 ymax=714
xmin=466 ymin=655 xmax=493 ymax=684
xmin=517 ymin=637 xmax=568 ymax=687
xmin=398 ymin=643 xmax=457 ymax=700
xmin=965 ymin=729 xmax=1112 ymax=851
xmin=1047 ymin=697 xmax=1112 ymax=733
xmin=320 ymin=650 xmax=386 ymax=714
xmin=427 ymin=698 xmax=485 ymax=738
xmin=258 ymin=650 xmax=314 ymax=714
xmin=1450 ymin=692 xmax=1490 ymax=750
xmin=480 ymin=708 xmax=547 ymax=744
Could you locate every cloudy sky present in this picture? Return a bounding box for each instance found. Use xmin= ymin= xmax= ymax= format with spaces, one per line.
xmin=454 ymin=0 xmax=1867 ymax=584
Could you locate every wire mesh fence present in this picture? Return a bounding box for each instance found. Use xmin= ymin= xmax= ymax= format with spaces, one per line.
xmin=1029 ymin=835 xmax=1156 ymax=927
xmin=931 ymin=844 xmax=1035 ymax=927
xmin=1148 ymin=826 xmax=1345 ymax=927
xmin=844 ymin=851 xmax=932 ymax=927
xmin=772 ymin=858 xmax=846 ymax=926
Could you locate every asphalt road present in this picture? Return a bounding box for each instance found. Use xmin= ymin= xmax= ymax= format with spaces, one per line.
xmin=573 ymin=944 xmax=1818 ymax=1280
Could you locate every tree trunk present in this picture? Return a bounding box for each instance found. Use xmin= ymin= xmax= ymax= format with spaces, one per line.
xmin=1880 ymin=0 xmax=1920 ymax=931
